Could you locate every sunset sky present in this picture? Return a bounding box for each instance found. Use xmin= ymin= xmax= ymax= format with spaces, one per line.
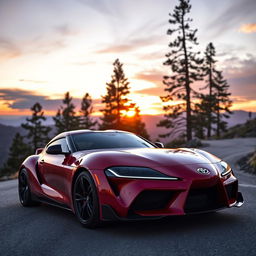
xmin=0 ymin=0 xmax=255 ymax=118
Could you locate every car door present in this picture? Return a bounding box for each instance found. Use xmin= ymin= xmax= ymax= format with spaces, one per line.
xmin=39 ymin=137 xmax=73 ymax=204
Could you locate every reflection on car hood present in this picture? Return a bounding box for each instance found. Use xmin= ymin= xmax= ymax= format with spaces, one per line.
xmin=77 ymin=147 xmax=221 ymax=167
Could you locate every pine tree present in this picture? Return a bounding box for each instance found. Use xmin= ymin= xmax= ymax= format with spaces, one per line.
xmin=195 ymin=43 xmax=232 ymax=138
xmin=53 ymin=92 xmax=80 ymax=133
xmin=215 ymin=71 xmax=232 ymax=137
xmin=193 ymin=95 xmax=211 ymax=139
xmin=201 ymin=42 xmax=219 ymax=137
xmin=100 ymin=59 xmax=130 ymax=130
xmin=79 ymin=93 xmax=97 ymax=129
xmin=22 ymin=102 xmax=51 ymax=152
xmin=0 ymin=133 xmax=31 ymax=177
xmin=158 ymin=0 xmax=203 ymax=141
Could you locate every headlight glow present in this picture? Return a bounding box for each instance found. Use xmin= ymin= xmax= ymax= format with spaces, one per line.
xmin=218 ymin=161 xmax=232 ymax=177
xmin=105 ymin=166 xmax=180 ymax=180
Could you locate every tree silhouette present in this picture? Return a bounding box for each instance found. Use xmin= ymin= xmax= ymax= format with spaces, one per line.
xmin=53 ymin=92 xmax=80 ymax=133
xmin=214 ymin=71 xmax=232 ymax=137
xmin=0 ymin=133 xmax=31 ymax=177
xmin=193 ymin=98 xmax=209 ymax=139
xmin=22 ymin=102 xmax=51 ymax=152
xmin=158 ymin=0 xmax=203 ymax=141
xmin=100 ymin=59 xmax=131 ymax=130
xmin=193 ymin=43 xmax=233 ymax=139
xmin=79 ymin=93 xmax=97 ymax=129
xmin=100 ymin=59 xmax=149 ymax=137
xmin=201 ymin=42 xmax=219 ymax=138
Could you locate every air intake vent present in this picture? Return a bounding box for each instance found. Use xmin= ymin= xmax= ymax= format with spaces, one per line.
xmin=184 ymin=185 xmax=224 ymax=213
xmin=130 ymin=190 xmax=174 ymax=212
xmin=225 ymin=181 xmax=238 ymax=200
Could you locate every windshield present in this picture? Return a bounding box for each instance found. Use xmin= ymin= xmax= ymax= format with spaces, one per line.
xmin=71 ymin=132 xmax=154 ymax=151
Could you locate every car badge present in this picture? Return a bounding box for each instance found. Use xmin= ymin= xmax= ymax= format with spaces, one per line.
xmin=197 ymin=167 xmax=210 ymax=175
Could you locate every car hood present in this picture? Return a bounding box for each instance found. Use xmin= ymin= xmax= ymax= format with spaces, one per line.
xmin=76 ymin=147 xmax=222 ymax=169
xmin=123 ymin=148 xmax=221 ymax=166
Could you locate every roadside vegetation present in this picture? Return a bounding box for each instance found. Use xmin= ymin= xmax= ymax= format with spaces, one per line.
xmin=238 ymin=151 xmax=256 ymax=175
xmin=220 ymin=118 xmax=256 ymax=139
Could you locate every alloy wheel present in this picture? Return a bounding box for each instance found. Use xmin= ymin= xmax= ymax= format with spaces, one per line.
xmin=19 ymin=172 xmax=29 ymax=204
xmin=74 ymin=175 xmax=94 ymax=221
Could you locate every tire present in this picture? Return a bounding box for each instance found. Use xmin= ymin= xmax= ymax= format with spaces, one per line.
xmin=18 ymin=168 xmax=40 ymax=207
xmin=73 ymin=171 xmax=100 ymax=228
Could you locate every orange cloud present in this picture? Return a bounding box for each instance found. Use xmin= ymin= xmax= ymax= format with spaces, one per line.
xmin=231 ymin=100 xmax=256 ymax=112
xmin=134 ymin=72 xmax=163 ymax=84
xmin=239 ymin=23 xmax=256 ymax=33
xmin=134 ymin=86 xmax=164 ymax=96
xmin=230 ymin=96 xmax=256 ymax=112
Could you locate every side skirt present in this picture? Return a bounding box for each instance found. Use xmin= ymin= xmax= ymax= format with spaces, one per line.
xmin=32 ymin=193 xmax=72 ymax=212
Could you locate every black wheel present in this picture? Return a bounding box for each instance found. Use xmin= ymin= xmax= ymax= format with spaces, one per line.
xmin=18 ymin=168 xmax=40 ymax=207
xmin=73 ymin=171 xmax=100 ymax=228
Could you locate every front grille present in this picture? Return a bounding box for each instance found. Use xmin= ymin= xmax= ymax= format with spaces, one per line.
xmin=130 ymin=190 xmax=175 ymax=212
xmin=225 ymin=181 xmax=238 ymax=200
xmin=184 ymin=185 xmax=223 ymax=213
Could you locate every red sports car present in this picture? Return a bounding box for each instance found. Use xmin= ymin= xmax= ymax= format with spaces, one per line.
xmin=18 ymin=130 xmax=244 ymax=228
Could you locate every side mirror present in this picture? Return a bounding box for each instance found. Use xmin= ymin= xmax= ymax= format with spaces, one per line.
xmin=35 ymin=148 xmax=44 ymax=155
xmin=46 ymin=144 xmax=68 ymax=155
xmin=155 ymin=142 xmax=164 ymax=148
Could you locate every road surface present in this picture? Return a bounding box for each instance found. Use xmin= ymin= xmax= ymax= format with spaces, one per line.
xmin=1 ymin=138 xmax=256 ymax=256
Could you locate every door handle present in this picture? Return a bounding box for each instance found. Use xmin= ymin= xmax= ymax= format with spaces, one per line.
xmin=39 ymin=159 xmax=44 ymax=164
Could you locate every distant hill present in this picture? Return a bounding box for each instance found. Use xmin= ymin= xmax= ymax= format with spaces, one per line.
xmin=221 ymin=118 xmax=256 ymax=139
xmin=226 ymin=110 xmax=256 ymax=127
xmin=0 ymin=110 xmax=254 ymax=128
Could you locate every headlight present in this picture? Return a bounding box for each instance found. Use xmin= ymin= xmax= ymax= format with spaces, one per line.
xmin=218 ymin=161 xmax=232 ymax=177
xmin=105 ymin=166 xmax=180 ymax=180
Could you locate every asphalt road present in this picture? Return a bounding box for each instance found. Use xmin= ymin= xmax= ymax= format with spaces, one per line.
xmin=1 ymin=138 xmax=256 ymax=256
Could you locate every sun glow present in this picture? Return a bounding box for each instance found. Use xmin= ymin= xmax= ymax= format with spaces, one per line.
xmin=125 ymin=110 xmax=136 ymax=117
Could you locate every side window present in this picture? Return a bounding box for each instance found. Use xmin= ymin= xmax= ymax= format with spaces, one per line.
xmin=60 ymin=138 xmax=69 ymax=153
xmin=46 ymin=138 xmax=69 ymax=153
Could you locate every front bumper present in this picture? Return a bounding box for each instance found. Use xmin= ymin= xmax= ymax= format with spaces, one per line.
xmin=92 ymin=168 xmax=244 ymax=221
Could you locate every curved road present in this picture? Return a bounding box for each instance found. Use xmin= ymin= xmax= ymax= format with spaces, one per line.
xmin=1 ymin=138 xmax=256 ymax=256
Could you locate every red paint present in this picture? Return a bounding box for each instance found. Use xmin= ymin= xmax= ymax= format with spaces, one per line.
xmin=20 ymin=130 xmax=242 ymax=221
